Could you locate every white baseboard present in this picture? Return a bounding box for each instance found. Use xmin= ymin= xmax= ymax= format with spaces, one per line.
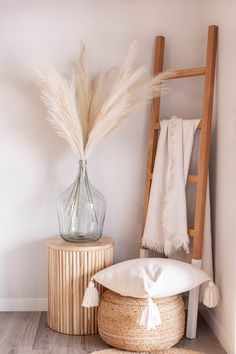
xmin=0 ymin=298 xmax=48 ymax=311
xmin=200 ymin=306 xmax=234 ymax=354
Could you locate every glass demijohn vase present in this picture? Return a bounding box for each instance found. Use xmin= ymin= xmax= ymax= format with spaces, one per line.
xmin=57 ymin=160 xmax=106 ymax=242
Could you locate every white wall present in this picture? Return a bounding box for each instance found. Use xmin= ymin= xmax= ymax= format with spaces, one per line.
xmin=200 ymin=2 xmax=236 ymax=354
xmin=0 ymin=0 xmax=206 ymax=310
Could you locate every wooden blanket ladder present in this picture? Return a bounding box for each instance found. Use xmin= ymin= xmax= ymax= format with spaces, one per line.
xmin=140 ymin=25 xmax=218 ymax=339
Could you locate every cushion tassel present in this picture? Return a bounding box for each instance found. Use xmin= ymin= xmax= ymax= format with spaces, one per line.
xmin=202 ymin=281 xmax=220 ymax=308
xmin=82 ymin=280 xmax=99 ymax=307
xmin=139 ymin=297 xmax=161 ymax=330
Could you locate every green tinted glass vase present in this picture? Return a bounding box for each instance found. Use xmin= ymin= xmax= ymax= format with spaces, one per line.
xmin=57 ymin=160 xmax=106 ymax=242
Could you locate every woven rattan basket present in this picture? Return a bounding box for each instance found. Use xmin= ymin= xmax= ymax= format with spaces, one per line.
xmin=98 ymin=290 xmax=185 ymax=352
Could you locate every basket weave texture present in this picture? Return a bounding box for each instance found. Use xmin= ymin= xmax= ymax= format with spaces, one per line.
xmin=92 ymin=350 xmax=202 ymax=354
xmin=98 ymin=290 xmax=185 ymax=352
xmin=92 ymin=349 xmax=202 ymax=354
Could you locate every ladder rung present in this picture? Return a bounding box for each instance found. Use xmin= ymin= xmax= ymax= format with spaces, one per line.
xmin=187 ymin=174 xmax=198 ymax=183
xmin=150 ymin=173 xmax=198 ymax=183
xmin=167 ymin=67 xmax=206 ymax=80
xmin=154 ymin=122 xmax=160 ymax=130
xmin=188 ymin=228 xmax=195 ymax=237
xmin=154 ymin=120 xmax=203 ymax=130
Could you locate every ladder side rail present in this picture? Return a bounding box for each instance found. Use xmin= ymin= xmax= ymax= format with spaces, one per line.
xmin=192 ymin=25 xmax=218 ymax=260
xmin=186 ymin=26 xmax=218 ymax=338
xmin=141 ymin=36 xmax=165 ymax=236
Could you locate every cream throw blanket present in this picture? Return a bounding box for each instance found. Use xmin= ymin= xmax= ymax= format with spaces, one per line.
xmin=142 ymin=116 xmax=217 ymax=302
xmin=142 ymin=116 xmax=200 ymax=256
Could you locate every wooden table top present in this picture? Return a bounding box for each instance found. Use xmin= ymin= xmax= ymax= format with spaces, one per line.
xmin=47 ymin=235 xmax=114 ymax=251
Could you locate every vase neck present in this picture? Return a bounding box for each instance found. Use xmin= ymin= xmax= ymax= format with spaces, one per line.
xmin=78 ymin=160 xmax=88 ymax=178
xmin=79 ymin=159 xmax=87 ymax=167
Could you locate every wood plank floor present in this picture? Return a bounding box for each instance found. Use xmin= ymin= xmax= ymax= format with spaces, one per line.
xmin=0 ymin=312 xmax=226 ymax=354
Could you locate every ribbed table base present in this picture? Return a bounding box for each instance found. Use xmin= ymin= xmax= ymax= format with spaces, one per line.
xmin=47 ymin=236 xmax=114 ymax=335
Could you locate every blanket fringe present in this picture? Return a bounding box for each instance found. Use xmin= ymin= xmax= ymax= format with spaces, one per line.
xmin=164 ymin=232 xmax=189 ymax=256
xmin=142 ymin=234 xmax=189 ymax=256
xmin=141 ymin=239 xmax=164 ymax=254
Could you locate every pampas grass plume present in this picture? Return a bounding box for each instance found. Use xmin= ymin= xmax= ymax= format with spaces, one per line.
xmin=33 ymin=42 xmax=170 ymax=159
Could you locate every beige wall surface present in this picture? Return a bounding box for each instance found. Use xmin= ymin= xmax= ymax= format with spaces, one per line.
xmin=202 ymin=2 xmax=236 ymax=354
xmin=0 ymin=0 xmax=205 ymax=304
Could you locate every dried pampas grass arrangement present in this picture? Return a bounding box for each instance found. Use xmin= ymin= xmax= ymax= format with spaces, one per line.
xmin=33 ymin=41 xmax=169 ymax=159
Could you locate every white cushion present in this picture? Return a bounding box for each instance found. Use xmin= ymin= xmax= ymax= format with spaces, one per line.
xmin=93 ymin=258 xmax=210 ymax=298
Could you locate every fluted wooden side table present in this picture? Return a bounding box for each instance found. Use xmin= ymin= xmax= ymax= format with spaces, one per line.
xmin=47 ymin=236 xmax=114 ymax=335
